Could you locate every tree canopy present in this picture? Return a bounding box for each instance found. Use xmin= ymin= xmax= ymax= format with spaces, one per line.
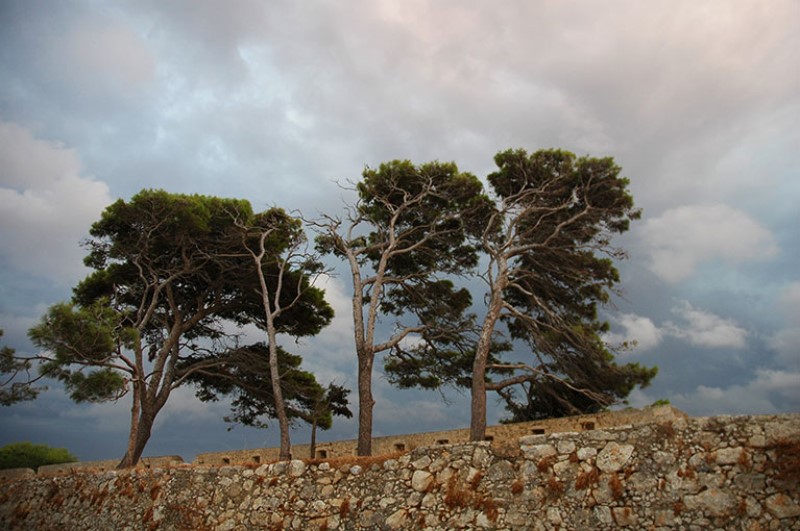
xmin=313 ymin=160 xmax=491 ymax=455
xmin=0 ymin=442 xmax=77 ymax=471
xmin=25 ymin=190 xmax=333 ymax=467
xmin=384 ymin=149 xmax=656 ymax=439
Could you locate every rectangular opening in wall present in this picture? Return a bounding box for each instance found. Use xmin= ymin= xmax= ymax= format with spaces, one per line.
xmin=317 ymin=450 xmax=328 ymax=459
xmin=394 ymin=443 xmax=406 ymax=451
xmin=484 ymin=435 xmax=495 ymax=442
xmin=531 ymin=427 xmax=546 ymax=435
xmin=222 ymin=457 xmax=231 ymax=465
xmin=436 ymin=439 xmax=449 ymax=445
xmin=252 ymin=456 xmax=261 ymax=464
xmin=580 ymin=421 xmax=596 ymax=431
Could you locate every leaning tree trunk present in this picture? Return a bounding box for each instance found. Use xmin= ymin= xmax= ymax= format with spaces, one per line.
xmin=117 ymin=407 xmax=156 ymax=469
xmin=309 ymin=419 xmax=318 ymax=459
xmin=269 ymin=338 xmax=292 ymax=461
xmin=356 ymin=352 xmax=375 ymax=456
xmin=470 ymin=257 xmax=507 ymax=442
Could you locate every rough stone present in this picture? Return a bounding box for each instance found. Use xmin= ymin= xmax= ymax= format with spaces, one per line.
xmin=411 ymin=470 xmax=433 ymax=492
xmin=596 ymin=442 xmax=634 ymax=472
xmin=288 ymin=460 xmax=306 ymax=477
xmin=2 ymin=411 xmax=798 ymax=531
xmin=684 ymin=488 xmax=737 ymax=517
xmin=765 ymin=493 xmax=800 ymax=519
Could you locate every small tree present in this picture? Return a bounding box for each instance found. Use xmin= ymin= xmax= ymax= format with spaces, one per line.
xmin=21 ymin=190 xmax=332 ymax=467
xmin=188 ymin=347 xmax=351 ymax=459
xmin=300 ymin=383 xmax=352 ymax=459
xmin=312 ymin=160 xmax=490 ymax=455
xmin=0 ymin=442 xmax=77 ymax=471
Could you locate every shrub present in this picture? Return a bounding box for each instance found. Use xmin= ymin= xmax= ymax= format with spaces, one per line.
xmin=0 ymin=441 xmax=77 ymax=471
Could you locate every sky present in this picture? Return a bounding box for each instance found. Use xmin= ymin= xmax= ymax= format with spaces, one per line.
xmin=0 ymin=0 xmax=798 ymax=463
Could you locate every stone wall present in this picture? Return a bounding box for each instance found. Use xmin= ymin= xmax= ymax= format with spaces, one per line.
xmin=1 ymin=412 xmax=798 ymax=530
xmin=195 ymin=405 xmax=686 ymax=465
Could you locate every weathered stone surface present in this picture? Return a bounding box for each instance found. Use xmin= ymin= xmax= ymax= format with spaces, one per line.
xmin=1 ymin=412 xmax=798 ymax=531
xmin=522 ymin=443 xmax=557 ymax=460
xmin=765 ymin=493 xmax=800 ymax=519
xmin=288 ymin=460 xmax=306 ymax=477
xmin=596 ymin=442 xmax=634 ymax=472
xmin=576 ymin=447 xmax=597 ymax=461
xmin=612 ymin=506 xmax=638 ymax=526
xmin=411 ymin=470 xmax=433 ymax=492
xmin=716 ymin=446 xmax=744 ymax=465
xmin=684 ymin=487 xmax=737 ymax=517
xmin=487 ymin=460 xmax=515 ymax=481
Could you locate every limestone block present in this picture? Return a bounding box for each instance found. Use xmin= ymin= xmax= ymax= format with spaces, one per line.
xmin=287 ymin=460 xmax=306 ymax=477
xmin=557 ymin=440 xmax=576 ymax=455
xmin=487 ymin=460 xmax=515 ymax=481
xmin=593 ymin=505 xmax=613 ymax=525
xmin=411 ymin=470 xmax=433 ymax=492
xmin=612 ymin=506 xmax=638 ymax=527
xmin=522 ymin=444 xmax=557 ymax=460
xmin=596 ymin=442 xmax=634 ymax=472
xmin=577 ymin=447 xmax=598 ymax=461
xmin=716 ymin=447 xmax=744 ymax=465
xmin=684 ymin=487 xmax=736 ymax=517
xmin=765 ymin=493 xmax=800 ymax=519
xmin=385 ymin=508 xmax=409 ymax=529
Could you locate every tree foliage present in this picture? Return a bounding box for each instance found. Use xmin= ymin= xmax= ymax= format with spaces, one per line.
xmin=0 ymin=442 xmax=77 ymax=471
xmin=384 ymin=149 xmax=656 ymax=438
xmin=0 ymin=329 xmax=44 ymax=406
xmin=24 ymin=190 xmax=332 ymax=467
xmin=312 ymin=160 xmax=490 ymax=455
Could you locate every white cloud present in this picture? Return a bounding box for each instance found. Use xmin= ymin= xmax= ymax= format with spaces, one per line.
xmin=640 ymin=204 xmax=779 ymax=283
xmin=604 ymin=313 xmax=664 ymax=352
xmin=664 ymin=300 xmax=748 ymax=349
xmin=768 ymin=281 xmax=800 ymax=368
xmin=671 ymin=369 xmax=800 ymax=416
xmin=0 ymin=122 xmax=112 ymax=285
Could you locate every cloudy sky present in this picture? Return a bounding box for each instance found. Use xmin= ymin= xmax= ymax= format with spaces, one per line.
xmin=1 ymin=1 xmax=798 ymax=463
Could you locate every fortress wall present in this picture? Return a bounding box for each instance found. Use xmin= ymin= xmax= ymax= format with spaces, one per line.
xmin=194 ymin=405 xmax=687 ymax=465
xmin=2 ymin=410 xmax=797 ymax=530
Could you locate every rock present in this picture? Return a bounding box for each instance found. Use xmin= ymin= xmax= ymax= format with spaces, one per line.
xmin=522 ymin=444 xmax=557 ymax=460
xmin=765 ymin=493 xmax=800 ymax=519
xmin=612 ymin=506 xmax=638 ymax=526
xmin=385 ymin=509 xmax=409 ymax=529
xmin=411 ymin=455 xmax=431 ymax=470
xmin=596 ymin=442 xmax=634 ymax=472
xmin=487 ymin=460 xmax=515 ymax=481
xmin=577 ymin=447 xmax=598 ymax=461
xmin=684 ymin=487 xmax=736 ymax=517
xmin=716 ymin=447 xmax=744 ymax=465
xmin=557 ymin=440 xmax=576 ymax=455
xmin=411 ymin=470 xmax=433 ymax=492
xmin=288 ymin=460 xmax=306 ymax=477
xmin=593 ymin=505 xmax=613 ymax=524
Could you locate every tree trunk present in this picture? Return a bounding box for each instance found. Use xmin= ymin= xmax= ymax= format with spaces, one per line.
xmin=470 ymin=258 xmax=507 ymax=442
xmin=269 ymin=339 xmax=292 ymax=461
xmin=120 ymin=378 xmax=141 ymax=469
xmin=309 ymin=419 xmax=317 ymax=459
xmin=356 ymin=351 xmax=375 ymax=456
xmin=117 ymin=406 xmax=155 ymax=469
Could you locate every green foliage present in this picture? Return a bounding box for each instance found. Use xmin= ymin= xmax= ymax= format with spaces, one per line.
xmin=185 ymin=344 xmax=350 ymax=430
xmin=0 ymin=329 xmax=44 ymax=405
xmin=18 ymin=189 xmax=334 ymax=467
xmin=383 ymin=148 xmax=656 ymax=423
xmin=0 ymin=442 xmax=77 ymax=471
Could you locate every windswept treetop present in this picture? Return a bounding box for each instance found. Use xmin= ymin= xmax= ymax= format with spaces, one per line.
xmin=25 ymin=189 xmax=333 ymax=467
